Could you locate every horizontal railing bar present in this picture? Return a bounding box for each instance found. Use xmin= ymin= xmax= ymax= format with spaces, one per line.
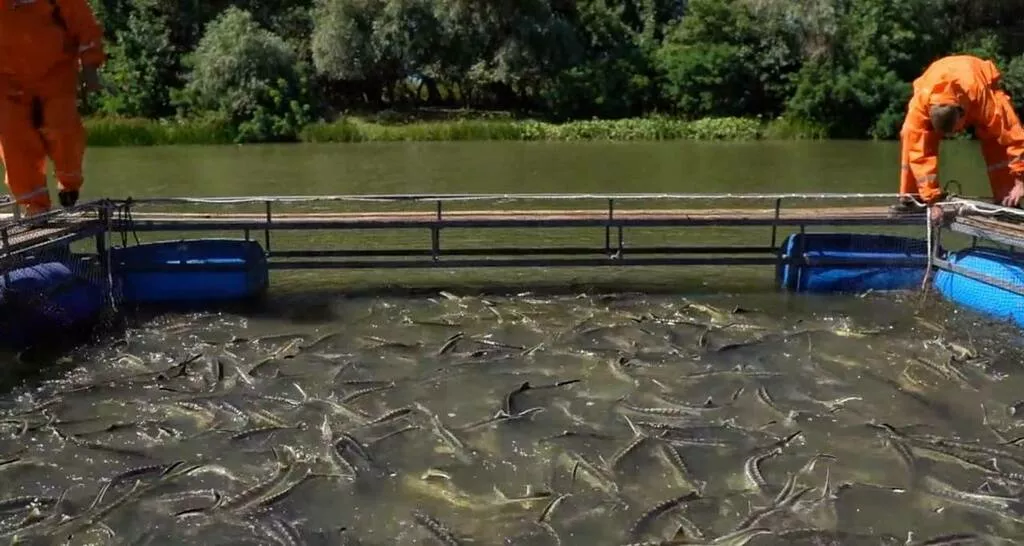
xmin=111 ymin=218 xmax=921 ymax=231
xmin=112 ymin=255 xmax=930 ymax=272
xmin=105 ymin=192 xmax=921 ymax=206
xmin=259 ymin=256 xmax=935 ymax=270
xmin=264 ymin=257 xmax=786 ymax=269
xmin=267 ymin=246 xmax=778 ymax=258
xmin=110 ymin=257 xmax=786 ymax=272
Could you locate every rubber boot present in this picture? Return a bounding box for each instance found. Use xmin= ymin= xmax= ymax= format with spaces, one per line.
xmin=58 ymin=190 xmax=79 ymax=209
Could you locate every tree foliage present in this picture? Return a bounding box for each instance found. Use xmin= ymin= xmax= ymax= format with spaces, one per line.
xmin=85 ymin=0 xmax=1024 ymax=141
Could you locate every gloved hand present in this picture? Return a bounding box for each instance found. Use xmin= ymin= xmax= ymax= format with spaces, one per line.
xmin=58 ymin=190 xmax=79 ymax=208
xmin=1002 ymin=179 xmax=1024 ymax=208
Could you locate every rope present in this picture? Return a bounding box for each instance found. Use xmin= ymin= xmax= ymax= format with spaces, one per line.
xmin=108 ymin=192 xmax=933 ymax=206
xmin=117 ymin=198 xmax=140 ymax=247
xmin=937 ymin=198 xmax=1024 ymax=220
xmin=920 ymin=205 xmax=938 ymax=299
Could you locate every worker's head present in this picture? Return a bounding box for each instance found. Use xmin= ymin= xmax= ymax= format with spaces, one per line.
xmin=929 ymin=104 xmax=963 ymax=135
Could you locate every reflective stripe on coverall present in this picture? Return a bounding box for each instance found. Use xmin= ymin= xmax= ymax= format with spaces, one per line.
xmin=0 ymin=0 xmax=106 ymax=214
xmin=899 ymin=55 xmax=1024 ymax=204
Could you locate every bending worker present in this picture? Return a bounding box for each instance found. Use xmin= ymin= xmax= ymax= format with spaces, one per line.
xmin=893 ymin=54 xmax=1024 ymax=220
xmin=0 ymin=0 xmax=106 ymax=216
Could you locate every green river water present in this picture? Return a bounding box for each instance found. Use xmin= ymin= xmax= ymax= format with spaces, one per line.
xmin=0 ymin=140 xmax=1021 ymax=545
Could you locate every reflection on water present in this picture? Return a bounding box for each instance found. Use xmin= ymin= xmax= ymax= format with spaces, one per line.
xmin=0 ymin=290 xmax=1022 ymax=545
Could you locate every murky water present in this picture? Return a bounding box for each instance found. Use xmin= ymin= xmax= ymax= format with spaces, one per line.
xmin=2 ymin=289 xmax=1023 ymax=544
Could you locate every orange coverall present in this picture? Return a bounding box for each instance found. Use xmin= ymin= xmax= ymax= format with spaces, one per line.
xmin=0 ymin=0 xmax=106 ymax=215
xmin=899 ymin=55 xmax=1024 ymax=205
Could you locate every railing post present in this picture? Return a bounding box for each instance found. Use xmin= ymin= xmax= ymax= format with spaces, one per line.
xmin=100 ymin=203 xmax=117 ymax=310
xmin=796 ymin=223 xmax=807 ymax=289
xmin=616 ymin=225 xmax=624 ymax=259
xmin=264 ymin=200 xmax=272 ymax=255
xmin=605 ymin=198 xmax=614 ymax=257
xmin=770 ymin=197 xmax=782 ymax=249
xmin=431 ymin=200 xmax=442 ymax=262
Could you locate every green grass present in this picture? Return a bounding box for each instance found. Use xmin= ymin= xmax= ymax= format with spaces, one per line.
xmin=85 ymin=114 xmax=828 ymax=147
xmin=86 ymin=116 xmax=236 ymax=146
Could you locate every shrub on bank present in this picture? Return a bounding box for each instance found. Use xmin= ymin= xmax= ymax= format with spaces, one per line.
xmin=299 ymin=116 xmax=767 ymax=142
xmin=84 ymin=115 xmax=829 ymax=147
xmin=86 ymin=117 xmax=236 ymax=146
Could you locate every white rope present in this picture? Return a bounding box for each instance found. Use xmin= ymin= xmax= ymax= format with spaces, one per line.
xmin=112 ymin=192 xmax=930 ymax=206
xmin=937 ymin=197 xmax=1024 ymax=220
xmin=922 ymin=207 xmax=936 ymax=292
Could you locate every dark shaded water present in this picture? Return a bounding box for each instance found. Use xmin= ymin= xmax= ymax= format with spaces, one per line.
xmin=2 ymin=290 xmax=1023 ymax=545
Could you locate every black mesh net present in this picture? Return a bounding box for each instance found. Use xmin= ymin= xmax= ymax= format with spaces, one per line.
xmin=0 ymin=204 xmax=118 ymax=351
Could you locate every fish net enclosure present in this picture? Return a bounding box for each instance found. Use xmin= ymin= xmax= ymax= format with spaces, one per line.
xmin=922 ymin=199 xmax=1024 ymax=328
xmin=0 ymin=205 xmax=118 ymax=351
xmin=3 ymin=195 xmax=1024 ymax=544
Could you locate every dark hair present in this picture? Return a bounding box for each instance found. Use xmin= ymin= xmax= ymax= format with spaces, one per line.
xmin=929 ymin=104 xmax=962 ymax=134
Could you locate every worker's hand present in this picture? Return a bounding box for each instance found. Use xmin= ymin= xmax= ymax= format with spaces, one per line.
xmin=80 ymin=64 xmax=105 ymax=94
xmin=1001 ymin=179 xmax=1024 ymax=208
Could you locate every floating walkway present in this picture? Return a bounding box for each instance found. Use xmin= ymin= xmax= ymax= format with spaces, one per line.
xmin=0 ymin=192 xmax=1021 ymax=348
xmin=0 ymin=193 xmax=925 ymax=269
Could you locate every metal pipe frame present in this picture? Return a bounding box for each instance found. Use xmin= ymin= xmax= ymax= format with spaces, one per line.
xmin=0 ymin=221 xmax=106 ymax=269
xmin=927 ymin=201 xmax=1024 ymax=298
xmin=0 ymin=194 xmax=932 ymax=273
xmin=99 ymin=194 xmax=928 ymax=271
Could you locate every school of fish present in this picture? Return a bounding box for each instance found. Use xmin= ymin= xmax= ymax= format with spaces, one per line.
xmin=0 ymin=289 xmax=1023 ymax=545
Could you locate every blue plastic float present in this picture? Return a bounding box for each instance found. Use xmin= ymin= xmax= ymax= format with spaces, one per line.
xmin=777 ymin=233 xmax=933 ymax=293
xmin=111 ymin=239 xmax=268 ymax=304
xmin=0 ymin=261 xmax=107 ymax=349
xmin=933 ymin=247 xmax=1024 ymax=327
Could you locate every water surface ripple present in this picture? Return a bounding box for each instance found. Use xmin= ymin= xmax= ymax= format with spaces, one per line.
xmin=1 ymin=291 xmax=1022 ymax=545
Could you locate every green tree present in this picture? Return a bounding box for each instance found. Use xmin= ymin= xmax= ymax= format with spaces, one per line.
xmin=540 ymin=0 xmax=658 ymax=119
xmin=97 ymin=0 xmax=178 ymax=118
xmin=656 ymin=0 xmax=799 ymax=119
xmin=1001 ymin=55 xmax=1024 ymax=113
xmin=76 ymin=0 xmax=1024 ymax=136
xmin=174 ymin=6 xmax=316 ymax=142
xmin=784 ymin=0 xmax=938 ymax=139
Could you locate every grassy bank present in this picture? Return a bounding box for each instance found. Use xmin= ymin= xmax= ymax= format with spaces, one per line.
xmin=84 ymin=114 xmax=828 ymax=147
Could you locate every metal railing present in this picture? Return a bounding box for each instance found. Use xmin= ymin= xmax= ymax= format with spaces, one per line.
xmin=90 ymin=192 xmax=926 ymax=270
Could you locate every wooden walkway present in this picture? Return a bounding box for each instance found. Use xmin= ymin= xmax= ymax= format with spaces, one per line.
xmin=6 ymin=199 xmax=1024 ymax=271
xmin=110 ymin=205 xmax=924 ymax=231
xmin=0 ymin=205 xmax=924 ymax=256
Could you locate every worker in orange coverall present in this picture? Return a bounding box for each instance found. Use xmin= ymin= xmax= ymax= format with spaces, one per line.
xmin=0 ymin=0 xmax=106 ymax=217
xmin=892 ymin=55 xmax=1024 ymax=223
